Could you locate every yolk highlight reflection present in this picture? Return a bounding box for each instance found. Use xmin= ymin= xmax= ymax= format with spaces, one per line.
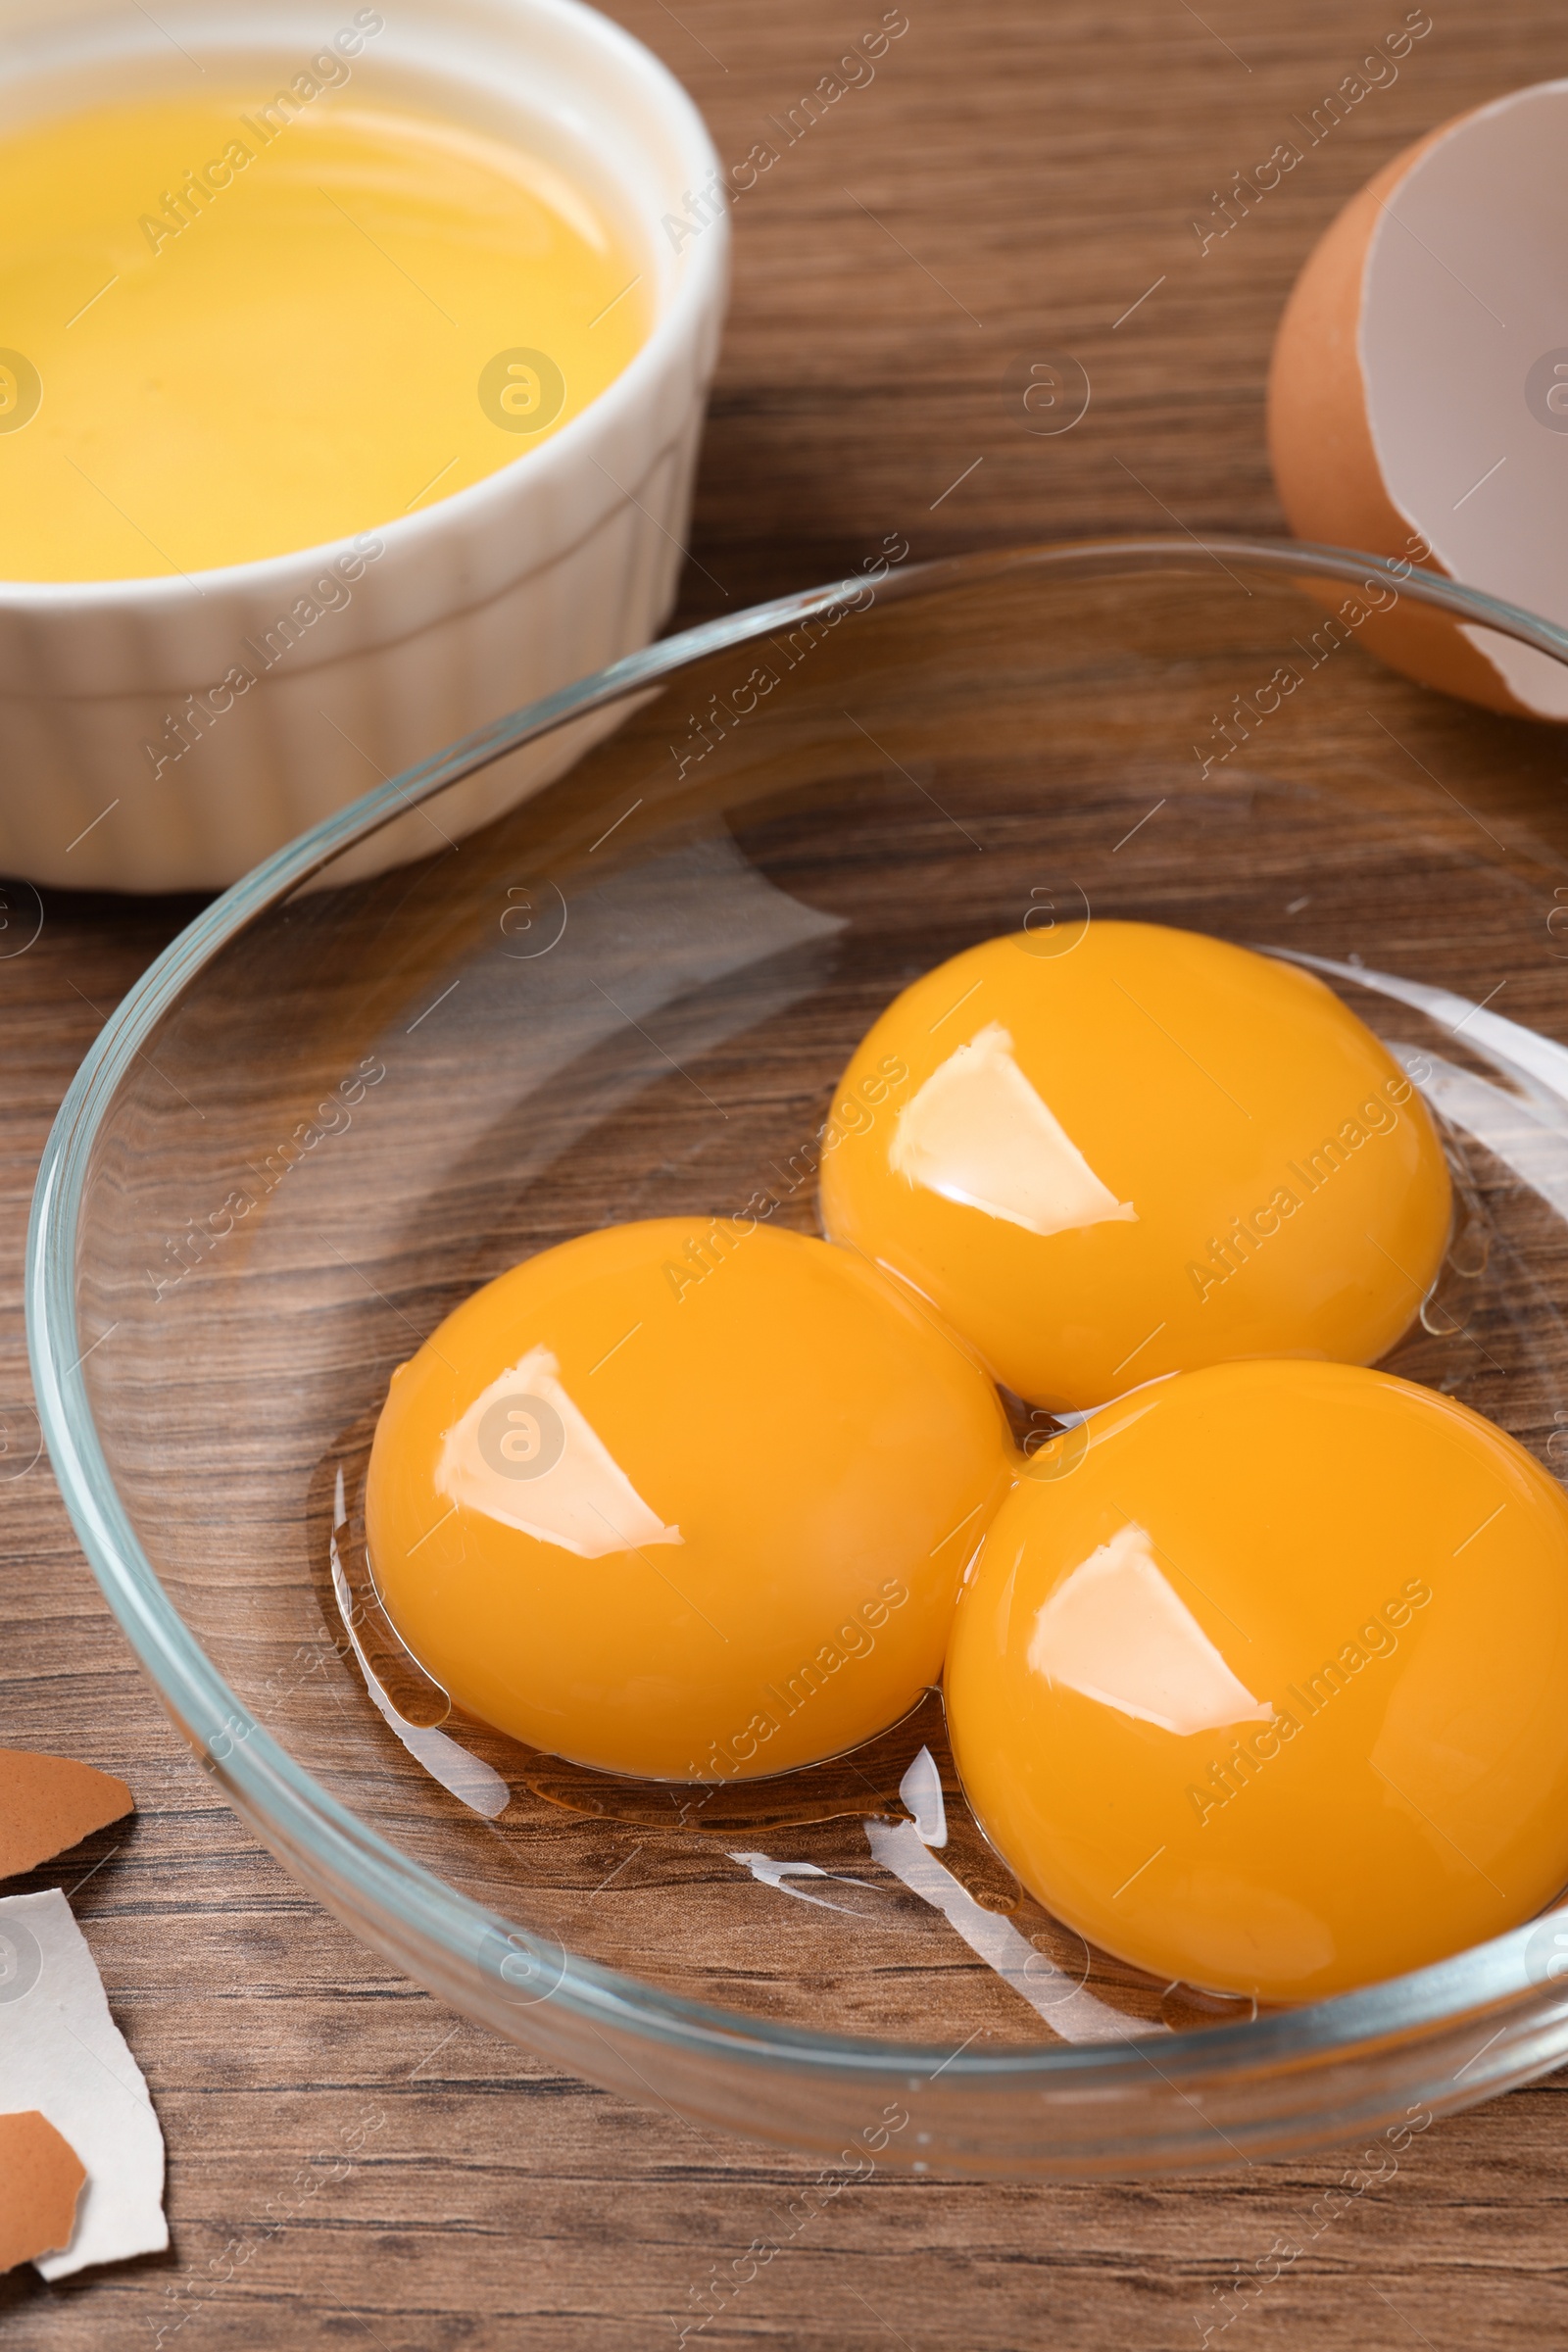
xmin=367 ymin=1218 xmax=1013 ymax=1782
xmin=945 ymin=1359 xmax=1568 ymax=2003
xmin=819 ymin=922 xmax=1452 ymax=1409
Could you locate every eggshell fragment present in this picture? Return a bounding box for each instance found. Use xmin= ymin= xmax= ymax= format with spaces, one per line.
xmin=0 ymin=1747 xmax=132 ymax=1882
xmin=0 ymin=1888 xmax=169 ymax=2276
xmin=0 ymin=2110 xmax=86 ymax=2273
xmin=1269 ymin=79 xmax=1568 ymax=718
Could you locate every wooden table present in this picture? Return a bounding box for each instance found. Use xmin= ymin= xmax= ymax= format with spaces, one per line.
xmin=5 ymin=2 xmax=1568 ymax=2342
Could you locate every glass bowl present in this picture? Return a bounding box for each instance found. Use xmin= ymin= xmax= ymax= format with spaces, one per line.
xmin=29 ymin=538 xmax=1568 ymax=2177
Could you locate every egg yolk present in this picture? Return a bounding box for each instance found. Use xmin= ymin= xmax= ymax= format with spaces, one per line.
xmin=367 ymin=1219 xmax=1013 ymax=1781
xmin=819 ymin=922 xmax=1452 ymax=1410
xmin=945 ymin=1359 xmax=1568 ymax=2003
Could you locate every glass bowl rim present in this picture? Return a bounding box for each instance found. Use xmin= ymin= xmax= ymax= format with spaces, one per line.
xmin=27 ymin=532 xmax=1568 ymax=2086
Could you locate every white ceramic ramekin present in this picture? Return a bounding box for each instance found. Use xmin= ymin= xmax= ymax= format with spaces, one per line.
xmin=0 ymin=0 xmax=728 ymax=891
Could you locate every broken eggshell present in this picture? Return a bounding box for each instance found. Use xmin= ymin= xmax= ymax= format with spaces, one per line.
xmin=1268 ymin=78 xmax=1568 ymax=718
xmin=0 ymin=1746 xmax=132 ymax=1882
xmin=0 ymin=1889 xmax=168 ymax=2276
xmin=0 ymin=2109 xmax=86 ymax=2274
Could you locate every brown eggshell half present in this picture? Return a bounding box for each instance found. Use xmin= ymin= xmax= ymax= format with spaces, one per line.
xmin=0 ymin=1747 xmax=133 ymax=1882
xmin=1268 ymin=85 xmax=1568 ymax=719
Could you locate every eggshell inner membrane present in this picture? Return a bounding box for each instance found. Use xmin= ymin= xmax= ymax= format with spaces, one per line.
xmin=1359 ymin=78 xmax=1568 ymax=716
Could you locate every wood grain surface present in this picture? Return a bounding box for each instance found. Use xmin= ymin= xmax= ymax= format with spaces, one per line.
xmin=7 ymin=2 xmax=1568 ymax=2343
